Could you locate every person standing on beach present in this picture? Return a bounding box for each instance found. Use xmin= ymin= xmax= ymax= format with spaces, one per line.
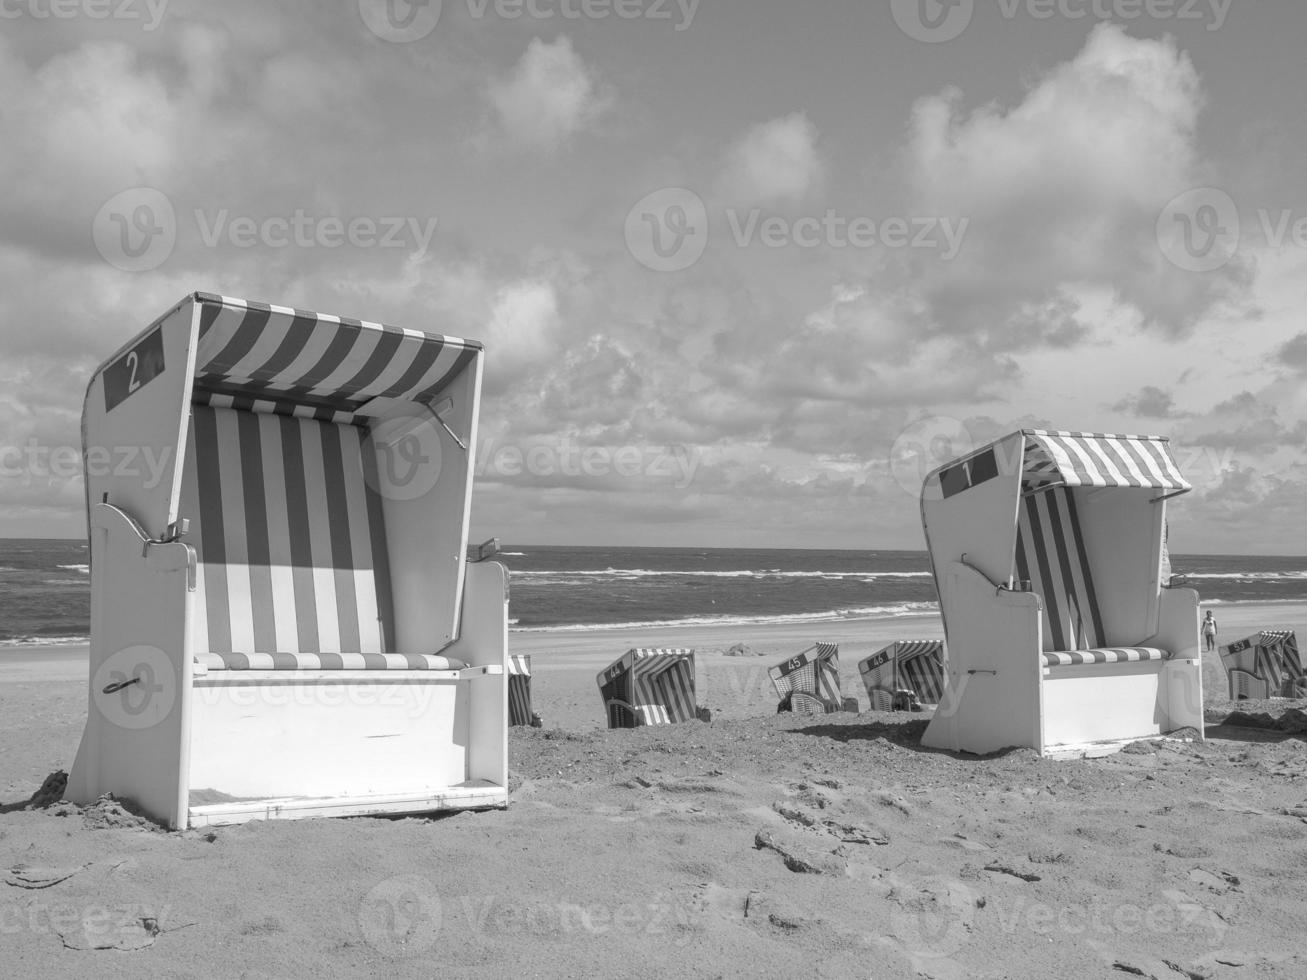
xmin=1202 ymin=610 xmax=1218 ymax=652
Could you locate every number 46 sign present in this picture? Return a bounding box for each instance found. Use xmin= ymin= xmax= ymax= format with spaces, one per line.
xmin=104 ymin=327 xmax=165 ymax=412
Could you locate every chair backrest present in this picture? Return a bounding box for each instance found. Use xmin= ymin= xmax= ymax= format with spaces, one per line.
xmin=638 ymin=657 xmax=697 ymax=724
xmin=179 ymin=404 xmax=395 ymax=654
xmin=1014 ymin=487 xmax=1105 ymax=652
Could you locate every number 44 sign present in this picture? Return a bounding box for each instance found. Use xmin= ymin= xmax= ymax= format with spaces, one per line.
xmin=104 ymin=327 xmax=165 ymax=412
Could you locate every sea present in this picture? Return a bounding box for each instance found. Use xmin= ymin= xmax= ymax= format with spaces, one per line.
xmin=0 ymin=539 xmax=1303 ymax=646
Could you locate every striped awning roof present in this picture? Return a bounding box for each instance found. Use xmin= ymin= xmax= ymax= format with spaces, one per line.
xmin=1021 ymin=430 xmax=1191 ymax=494
xmin=190 ymin=293 xmax=481 ymax=417
xmin=598 ymin=647 xmax=694 ymax=684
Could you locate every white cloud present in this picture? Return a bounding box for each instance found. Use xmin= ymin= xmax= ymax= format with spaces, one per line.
xmin=906 ymin=23 xmax=1250 ymax=342
xmin=486 ymin=36 xmax=611 ymax=152
xmin=718 ymin=112 xmax=824 ymax=208
xmin=464 ymin=278 xmax=564 ymax=395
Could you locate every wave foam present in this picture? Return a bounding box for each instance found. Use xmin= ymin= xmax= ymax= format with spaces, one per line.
xmin=0 ymin=635 xmax=90 ymax=648
xmin=509 ymin=568 xmax=931 ymax=581
xmin=509 ymin=601 xmax=939 ymax=633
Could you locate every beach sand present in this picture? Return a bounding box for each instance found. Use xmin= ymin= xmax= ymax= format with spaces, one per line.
xmin=1 ymin=602 xmax=1305 ymax=978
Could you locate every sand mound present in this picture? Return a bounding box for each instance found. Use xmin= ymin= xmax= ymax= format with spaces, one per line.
xmin=7 ymin=771 xmax=165 ymax=832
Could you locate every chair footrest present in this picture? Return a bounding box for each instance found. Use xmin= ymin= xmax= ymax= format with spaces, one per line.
xmin=195 ymin=651 xmax=468 ymax=671
xmin=1042 ymin=647 xmax=1170 ymax=668
xmin=187 ymin=781 xmax=508 ymax=827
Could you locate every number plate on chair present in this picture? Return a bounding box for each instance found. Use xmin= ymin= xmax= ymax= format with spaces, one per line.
xmin=104 ymin=327 xmax=165 ymax=412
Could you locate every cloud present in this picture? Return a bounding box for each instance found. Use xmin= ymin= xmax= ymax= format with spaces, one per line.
xmin=481 ymin=279 xmax=563 ymax=389
xmin=1178 ymin=390 xmax=1307 ymax=453
xmin=905 ymin=23 xmax=1252 ymax=346
xmin=1276 ymin=332 xmax=1307 ymax=373
xmin=718 ymin=112 xmax=825 ymax=208
xmin=1111 ymin=385 xmax=1188 ymax=420
xmin=486 ymin=36 xmax=612 ymax=152
xmin=1174 ymin=462 xmax=1307 ymax=553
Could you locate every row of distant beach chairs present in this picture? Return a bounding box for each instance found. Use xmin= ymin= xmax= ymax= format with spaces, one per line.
xmin=508 ymin=639 xmax=949 ymax=729
xmin=509 ymin=630 xmax=1304 ymax=729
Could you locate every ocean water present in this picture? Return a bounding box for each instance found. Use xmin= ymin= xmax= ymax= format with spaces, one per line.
xmin=0 ymin=539 xmax=1303 ymax=645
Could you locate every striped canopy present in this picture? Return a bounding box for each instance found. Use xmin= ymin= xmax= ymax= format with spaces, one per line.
xmin=1021 ymin=430 xmax=1190 ymax=494
xmin=191 ymin=293 xmax=481 ymax=421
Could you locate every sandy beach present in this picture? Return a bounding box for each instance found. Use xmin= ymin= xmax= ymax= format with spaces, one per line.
xmin=1 ymin=601 xmax=1305 ymax=978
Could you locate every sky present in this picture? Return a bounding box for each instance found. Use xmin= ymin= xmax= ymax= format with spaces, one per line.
xmin=0 ymin=0 xmax=1304 ymax=553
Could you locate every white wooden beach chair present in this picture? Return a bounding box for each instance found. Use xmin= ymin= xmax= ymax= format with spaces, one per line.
xmin=66 ymin=293 xmax=508 ymax=828
xmin=919 ymin=430 xmax=1205 ymax=757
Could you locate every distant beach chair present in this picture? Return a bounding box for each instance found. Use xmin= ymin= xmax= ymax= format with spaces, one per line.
xmin=770 ymin=642 xmax=844 ymax=715
xmin=918 ymin=429 xmax=1205 ymax=757
xmin=598 ymin=648 xmax=697 ymax=728
xmin=859 ymin=640 xmax=945 ymax=712
xmin=1219 ymin=630 xmax=1303 ymax=700
xmin=509 ymin=654 xmax=541 ymax=727
xmin=66 ymin=293 xmax=509 ymax=828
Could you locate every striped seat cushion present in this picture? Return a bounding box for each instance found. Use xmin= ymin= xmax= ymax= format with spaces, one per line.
xmin=1041 ymin=647 xmax=1169 ymax=668
xmin=195 ymin=651 xmax=466 ymax=671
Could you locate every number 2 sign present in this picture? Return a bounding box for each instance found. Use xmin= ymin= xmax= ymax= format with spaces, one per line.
xmin=104 ymin=327 xmax=165 ymax=412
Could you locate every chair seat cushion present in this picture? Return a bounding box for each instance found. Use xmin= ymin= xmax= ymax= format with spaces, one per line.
xmin=1042 ymin=647 xmax=1170 ymax=668
xmin=195 ymin=651 xmax=468 ymax=671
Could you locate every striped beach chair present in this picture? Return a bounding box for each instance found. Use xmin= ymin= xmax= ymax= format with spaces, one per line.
xmin=859 ymin=640 xmax=945 ymax=712
xmin=597 ymin=649 xmax=698 ymax=728
xmin=67 ymin=293 xmax=509 ymax=828
xmin=770 ymin=643 xmax=843 ymax=715
xmin=919 ymin=430 xmax=1205 ymax=757
xmin=508 ymin=654 xmax=540 ymax=727
xmin=1220 ymin=630 xmax=1303 ymax=700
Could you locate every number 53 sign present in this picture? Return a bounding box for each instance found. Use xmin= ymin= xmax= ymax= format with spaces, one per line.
xmin=104 ymin=327 xmax=165 ymax=412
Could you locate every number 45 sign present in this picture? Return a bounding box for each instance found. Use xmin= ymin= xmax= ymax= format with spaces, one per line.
xmin=104 ymin=327 xmax=165 ymax=412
